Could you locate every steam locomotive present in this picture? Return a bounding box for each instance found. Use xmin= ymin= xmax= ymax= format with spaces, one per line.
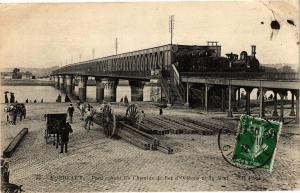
xmin=174 ymin=45 xmax=260 ymax=72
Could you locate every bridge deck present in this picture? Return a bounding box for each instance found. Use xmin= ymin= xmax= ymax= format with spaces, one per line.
xmin=181 ymin=76 xmax=300 ymax=89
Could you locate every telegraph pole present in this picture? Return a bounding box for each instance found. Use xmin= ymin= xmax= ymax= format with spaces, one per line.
xmin=169 ymin=15 xmax=175 ymax=45
xmin=92 ymin=48 xmax=95 ymax=59
xmin=115 ymin=37 xmax=118 ymax=55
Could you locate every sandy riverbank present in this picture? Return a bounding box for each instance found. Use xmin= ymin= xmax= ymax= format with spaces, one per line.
xmin=0 ymin=79 xmax=55 ymax=86
xmin=1 ymin=102 xmax=299 ymax=191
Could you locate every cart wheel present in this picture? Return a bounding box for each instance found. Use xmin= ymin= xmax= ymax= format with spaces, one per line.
xmin=101 ymin=104 xmax=117 ymax=137
xmin=125 ymin=104 xmax=143 ymax=128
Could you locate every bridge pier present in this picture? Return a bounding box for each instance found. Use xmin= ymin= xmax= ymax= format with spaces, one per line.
xmin=54 ymin=76 xmax=60 ymax=88
xmin=95 ymin=77 xmax=105 ymax=103
xmin=78 ymin=76 xmax=88 ymax=102
xmin=143 ymin=79 xmax=162 ymax=102
xmin=296 ymin=90 xmax=299 ymax=124
xmin=221 ymin=87 xmax=226 ymax=112
xmin=279 ymin=92 xmax=285 ymax=122
xmin=204 ymin=84 xmax=211 ymax=112
xmin=129 ymin=80 xmax=144 ymax=101
xmin=237 ymin=88 xmax=241 ymax=107
xmin=59 ymin=75 xmax=65 ymax=92
xmin=245 ymin=87 xmax=253 ymax=115
xmin=272 ymin=90 xmax=279 ymax=117
xmin=103 ymin=79 xmax=118 ymax=102
xmin=277 ymin=89 xmax=288 ymax=122
xmin=233 ymin=87 xmax=238 ymax=112
xmin=185 ymin=82 xmax=190 ymax=106
xmin=259 ymin=87 xmax=266 ymax=118
xmin=65 ymin=75 xmax=74 ymax=95
xmin=227 ymin=85 xmax=233 ymax=117
xmin=290 ymin=90 xmax=296 ymax=116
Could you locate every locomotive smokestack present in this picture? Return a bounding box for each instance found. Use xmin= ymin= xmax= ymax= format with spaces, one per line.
xmin=251 ymin=45 xmax=256 ymax=57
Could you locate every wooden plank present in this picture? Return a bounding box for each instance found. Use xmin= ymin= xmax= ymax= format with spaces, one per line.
xmin=3 ymin=128 xmax=28 ymax=158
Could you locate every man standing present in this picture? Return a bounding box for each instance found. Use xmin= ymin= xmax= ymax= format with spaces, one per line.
xmin=9 ymin=93 xmax=15 ymax=103
xmin=4 ymin=92 xmax=8 ymax=103
xmin=124 ymin=96 xmax=129 ymax=106
xmin=67 ymin=104 xmax=75 ymax=123
xmin=84 ymin=106 xmax=94 ymax=130
xmin=159 ymin=107 xmax=163 ymax=115
xmin=57 ymin=94 xmax=61 ymax=102
xmin=60 ymin=122 xmax=73 ymax=153
xmin=65 ymin=94 xmax=71 ymax=102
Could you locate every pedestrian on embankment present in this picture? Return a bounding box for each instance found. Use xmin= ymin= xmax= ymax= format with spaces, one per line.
xmin=4 ymin=92 xmax=9 ymax=103
xmin=159 ymin=107 xmax=163 ymax=115
xmin=65 ymin=94 xmax=71 ymax=102
xmin=67 ymin=104 xmax=75 ymax=123
xmin=60 ymin=122 xmax=73 ymax=153
xmin=56 ymin=94 xmax=61 ymax=102
xmin=84 ymin=106 xmax=94 ymax=130
xmin=79 ymin=103 xmax=85 ymax=121
xmin=124 ymin=96 xmax=129 ymax=106
xmin=10 ymin=93 xmax=15 ymax=103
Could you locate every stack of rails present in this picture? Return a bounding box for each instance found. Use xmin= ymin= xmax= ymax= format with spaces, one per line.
xmin=139 ymin=119 xmax=170 ymax=135
xmin=153 ymin=117 xmax=197 ymax=134
xmin=76 ymin=105 xmax=175 ymax=153
xmin=182 ymin=117 xmax=235 ymax=134
xmin=146 ymin=116 xmax=196 ymax=134
xmin=161 ymin=116 xmax=214 ymax=135
xmin=119 ymin=122 xmax=173 ymax=154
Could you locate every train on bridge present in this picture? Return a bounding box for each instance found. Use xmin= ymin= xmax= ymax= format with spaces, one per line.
xmin=175 ymin=44 xmax=260 ymax=72
xmin=51 ymin=43 xmax=261 ymax=78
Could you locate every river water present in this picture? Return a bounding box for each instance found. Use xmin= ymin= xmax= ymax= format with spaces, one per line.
xmin=0 ymin=86 xmax=291 ymax=104
xmin=0 ymin=86 xmax=132 ymax=103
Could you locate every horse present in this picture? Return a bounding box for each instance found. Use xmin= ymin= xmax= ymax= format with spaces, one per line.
xmin=78 ymin=103 xmax=88 ymax=121
xmin=4 ymin=104 xmax=26 ymax=125
xmin=15 ymin=104 xmax=26 ymax=121
xmin=4 ymin=105 xmax=17 ymax=125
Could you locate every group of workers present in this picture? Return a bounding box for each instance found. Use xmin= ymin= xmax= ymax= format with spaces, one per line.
xmin=25 ymin=99 xmax=43 ymax=103
xmin=56 ymin=94 xmax=71 ymax=103
xmin=4 ymin=92 xmax=15 ymax=104
xmin=119 ymin=96 xmax=129 ymax=106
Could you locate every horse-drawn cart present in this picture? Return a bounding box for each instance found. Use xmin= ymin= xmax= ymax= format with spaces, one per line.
xmin=44 ymin=113 xmax=67 ymax=147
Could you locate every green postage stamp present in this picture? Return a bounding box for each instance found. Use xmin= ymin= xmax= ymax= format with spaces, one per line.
xmin=232 ymin=115 xmax=282 ymax=172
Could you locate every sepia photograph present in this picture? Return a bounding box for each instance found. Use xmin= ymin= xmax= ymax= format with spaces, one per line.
xmin=0 ymin=0 xmax=299 ymax=192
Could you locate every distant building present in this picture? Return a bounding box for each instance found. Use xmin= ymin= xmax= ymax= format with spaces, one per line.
xmin=22 ymin=71 xmax=33 ymax=79
xmin=0 ymin=72 xmax=13 ymax=79
xmin=0 ymin=71 xmax=33 ymax=80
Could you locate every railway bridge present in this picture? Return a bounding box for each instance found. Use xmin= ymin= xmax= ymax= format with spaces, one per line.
xmin=51 ymin=44 xmax=300 ymax=123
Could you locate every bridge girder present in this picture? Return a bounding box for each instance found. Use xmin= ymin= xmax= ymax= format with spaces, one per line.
xmin=51 ymin=44 xmax=177 ymax=78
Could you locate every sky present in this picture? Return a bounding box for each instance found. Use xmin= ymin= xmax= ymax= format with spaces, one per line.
xmin=0 ymin=0 xmax=299 ymax=70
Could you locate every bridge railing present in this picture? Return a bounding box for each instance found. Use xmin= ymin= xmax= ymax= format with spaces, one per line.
xmin=159 ymin=71 xmax=170 ymax=102
xmin=170 ymin=64 xmax=186 ymax=102
xmin=51 ymin=70 xmax=151 ymax=79
xmin=180 ymin=72 xmax=300 ymax=81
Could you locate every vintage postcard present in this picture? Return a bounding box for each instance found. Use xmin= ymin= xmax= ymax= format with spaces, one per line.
xmin=0 ymin=1 xmax=299 ymax=192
